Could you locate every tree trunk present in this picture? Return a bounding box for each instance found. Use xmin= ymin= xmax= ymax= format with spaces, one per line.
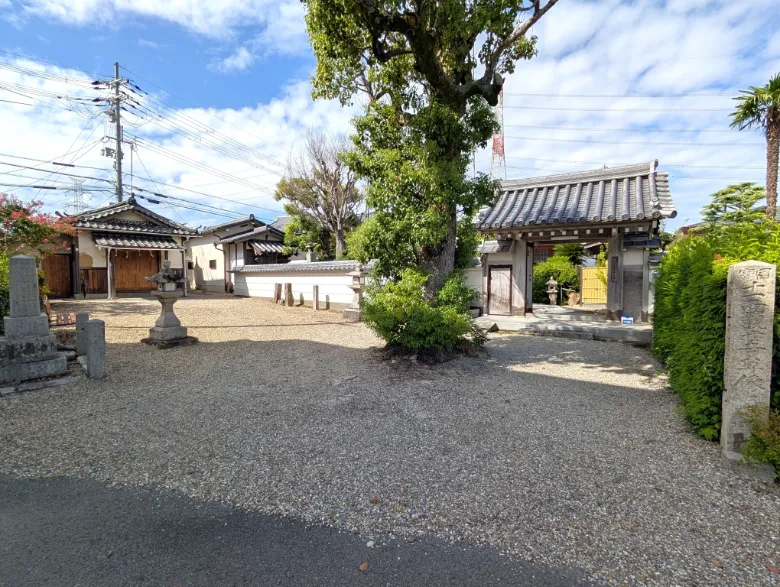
xmin=334 ymin=228 xmax=347 ymax=259
xmin=420 ymin=209 xmax=458 ymax=298
xmin=767 ymin=119 xmax=779 ymax=221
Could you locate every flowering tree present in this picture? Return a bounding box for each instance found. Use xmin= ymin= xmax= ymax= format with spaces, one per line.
xmin=0 ymin=193 xmax=71 ymax=257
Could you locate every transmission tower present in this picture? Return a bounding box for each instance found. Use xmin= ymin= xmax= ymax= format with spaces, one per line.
xmin=490 ymin=87 xmax=507 ymax=180
xmin=63 ymin=178 xmax=92 ymax=215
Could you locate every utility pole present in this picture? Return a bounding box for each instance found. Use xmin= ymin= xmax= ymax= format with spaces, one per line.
xmin=113 ymin=62 xmax=123 ymax=203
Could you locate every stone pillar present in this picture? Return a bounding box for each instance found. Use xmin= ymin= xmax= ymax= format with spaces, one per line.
xmin=84 ymin=319 xmax=106 ymax=379
xmin=525 ymin=243 xmax=534 ymax=313
xmin=721 ymin=261 xmax=776 ymax=480
xmin=1 ymin=255 xmax=67 ymax=384
xmin=75 ymin=312 xmax=89 ymax=357
xmin=313 ymin=285 xmax=320 ymax=311
xmin=510 ymin=239 xmax=528 ymax=316
xmin=284 ymin=283 xmax=294 ymax=307
xmin=605 ymin=235 xmax=624 ymax=321
xmin=274 ymin=283 xmax=282 ymax=304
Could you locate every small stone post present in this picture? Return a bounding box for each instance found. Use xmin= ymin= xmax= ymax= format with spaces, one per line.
xmin=721 ymin=261 xmax=776 ymax=481
xmin=313 ymin=285 xmax=320 ymax=311
xmin=84 ymin=319 xmax=106 ymax=379
xmin=75 ymin=312 xmax=89 ymax=357
xmin=284 ymin=283 xmax=294 ymax=307
xmin=274 ymin=283 xmax=282 ymax=304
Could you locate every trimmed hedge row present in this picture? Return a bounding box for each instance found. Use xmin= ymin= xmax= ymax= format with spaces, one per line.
xmin=653 ymin=223 xmax=780 ymax=445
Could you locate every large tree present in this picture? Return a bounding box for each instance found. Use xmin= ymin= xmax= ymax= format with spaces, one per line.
xmin=730 ymin=73 xmax=780 ymax=220
xmin=303 ymin=0 xmax=559 ymax=295
xmin=701 ymin=182 xmax=766 ymax=226
xmin=275 ymin=130 xmax=362 ymax=258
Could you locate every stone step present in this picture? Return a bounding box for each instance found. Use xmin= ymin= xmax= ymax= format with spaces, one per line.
xmin=532 ymin=306 xmax=607 ymax=323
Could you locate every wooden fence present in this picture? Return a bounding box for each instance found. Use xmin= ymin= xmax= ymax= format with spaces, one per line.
xmin=580 ymin=267 xmax=607 ymax=304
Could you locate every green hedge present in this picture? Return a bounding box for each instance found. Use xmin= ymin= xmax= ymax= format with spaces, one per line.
xmin=532 ymin=255 xmax=579 ymax=304
xmin=653 ymin=223 xmax=780 ymax=445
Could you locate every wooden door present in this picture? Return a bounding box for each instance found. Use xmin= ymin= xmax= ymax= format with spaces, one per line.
xmin=41 ymin=254 xmax=71 ymax=297
xmin=488 ymin=266 xmax=512 ymax=315
xmin=114 ymin=250 xmax=159 ymax=291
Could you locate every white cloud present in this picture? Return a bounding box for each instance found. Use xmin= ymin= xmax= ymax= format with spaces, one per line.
xmin=18 ymin=0 xmax=308 ymax=49
xmin=138 ymin=38 xmax=163 ymax=49
xmin=0 ymin=57 xmax=356 ymax=228
xmin=214 ymin=46 xmax=255 ymax=73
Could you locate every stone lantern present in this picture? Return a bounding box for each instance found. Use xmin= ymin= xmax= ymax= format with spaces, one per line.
xmin=546 ymin=276 xmax=559 ymax=306
xmin=342 ymin=264 xmax=367 ymax=323
xmin=141 ymin=260 xmax=197 ymax=348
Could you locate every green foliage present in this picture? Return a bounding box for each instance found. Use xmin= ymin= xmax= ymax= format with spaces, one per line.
xmin=454 ymin=221 xmax=480 ymax=271
xmin=653 ymin=220 xmax=780 ymax=446
xmin=362 ymin=269 xmax=476 ymax=350
xmin=701 ymin=183 xmax=766 ymax=226
xmin=282 ymin=213 xmax=332 ymax=259
xmin=730 ymin=72 xmax=780 ymax=132
xmin=595 ymin=244 xmax=608 ymax=286
xmin=743 ymin=407 xmax=780 ymax=479
xmin=532 ymin=255 xmax=579 ymax=304
xmin=553 ymin=243 xmax=586 ymax=266
xmin=0 ymin=193 xmax=71 ymax=257
xmin=302 ymin=0 xmax=557 ymax=296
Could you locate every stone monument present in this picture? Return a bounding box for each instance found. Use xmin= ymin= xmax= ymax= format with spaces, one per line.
xmin=721 ymin=260 xmax=776 ymax=481
xmin=342 ymin=265 xmax=366 ymax=323
xmin=0 ymin=255 xmax=67 ymax=384
xmin=141 ymin=260 xmax=197 ymax=348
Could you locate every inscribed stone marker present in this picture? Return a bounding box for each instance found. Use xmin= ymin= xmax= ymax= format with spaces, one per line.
xmin=722 ymin=261 xmax=775 ymax=459
xmin=9 ymin=255 xmax=40 ymax=318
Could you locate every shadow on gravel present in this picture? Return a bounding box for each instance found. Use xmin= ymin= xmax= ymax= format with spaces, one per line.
xmin=0 ymin=475 xmax=595 ymax=587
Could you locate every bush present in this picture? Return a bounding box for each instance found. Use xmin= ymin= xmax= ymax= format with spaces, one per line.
xmin=653 ymin=221 xmax=780 ymax=459
xmin=532 ymin=255 xmax=579 ymax=304
xmin=0 ymin=283 xmax=8 ymax=336
xmin=743 ymin=407 xmax=780 ymax=480
xmin=362 ymin=269 xmax=477 ymax=351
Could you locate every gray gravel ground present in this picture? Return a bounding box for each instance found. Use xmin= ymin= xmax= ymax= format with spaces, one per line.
xmin=1 ymin=295 xmax=779 ymax=586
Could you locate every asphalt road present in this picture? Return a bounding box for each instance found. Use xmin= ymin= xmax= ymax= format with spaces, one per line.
xmin=0 ymin=475 xmax=592 ymax=587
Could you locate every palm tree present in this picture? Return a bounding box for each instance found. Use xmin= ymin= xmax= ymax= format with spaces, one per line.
xmin=730 ymin=73 xmax=780 ymax=220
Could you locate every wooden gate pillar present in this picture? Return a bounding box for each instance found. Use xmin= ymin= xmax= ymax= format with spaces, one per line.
xmin=606 ymin=234 xmax=624 ymax=321
xmin=511 ymin=238 xmax=529 ymax=316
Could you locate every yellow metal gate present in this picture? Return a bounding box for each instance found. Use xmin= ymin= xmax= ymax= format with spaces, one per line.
xmin=581 ymin=267 xmax=607 ymax=304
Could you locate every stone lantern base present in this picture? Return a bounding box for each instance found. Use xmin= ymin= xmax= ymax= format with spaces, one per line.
xmin=141 ymin=290 xmax=198 ymax=349
xmin=342 ymin=307 xmax=362 ymax=323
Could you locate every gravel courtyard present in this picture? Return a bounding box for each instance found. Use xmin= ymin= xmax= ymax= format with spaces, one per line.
xmin=1 ymin=295 xmax=778 ymax=586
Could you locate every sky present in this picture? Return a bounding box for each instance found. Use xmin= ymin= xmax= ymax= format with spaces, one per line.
xmin=1 ymin=0 xmax=779 ymax=231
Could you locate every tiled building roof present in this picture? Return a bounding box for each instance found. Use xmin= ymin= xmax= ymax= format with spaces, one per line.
xmin=218 ymin=225 xmax=284 ymax=244
xmin=92 ymin=233 xmax=183 ymax=249
xmin=250 ymin=241 xmax=286 ymax=254
xmin=201 ymin=215 xmax=263 ymax=234
xmin=230 ymin=260 xmax=375 ymax=273
xmin=72 ymin=196 xmax=197 ymax=235
xmin=475 ymin=161 xmax=676 ymax=231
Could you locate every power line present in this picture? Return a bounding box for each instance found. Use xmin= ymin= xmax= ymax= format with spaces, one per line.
xmin=0 ymin=163 xmax=113 ymax=185
xmin=504 ymin=135 xmax=761 ymax=147
xmin=0 ymin=49 xmax=110 ymax=80
xmin=504 ymin=123 xmax=740 ymax=133
xmin=502 ymin=91 xmax=732 ymax=98
xmin=502 ymin=105 xmax=733 ymax=112
xmin=0 ymin=182 xmax=112 ymax=191
xmin=499 ymin=155 xmax=765 ymax=170
xmin=120 ymin=64 xmax=289 ymax=156
xmin=0 ymin=152 xmax=109 ymax=172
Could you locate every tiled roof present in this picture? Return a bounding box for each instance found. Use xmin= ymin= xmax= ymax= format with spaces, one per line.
xmin=218 ymin=225 xmax=284 ymax=244
xmin=477 ymin=240 xmax=513 ymax=255
xmin=72 ymin=196 xmax=197 ymax=235
xmin=270 ymin=215 xmax=292 ymax=232
xmin=250 ymin=241 xmax=286 ymax=254
xmin=201 ymin=215 xmax=263 ymax=234
xmin=475 ymin=161 xmax=676 ymax=231
xmin=92 ymin=233 xmax=183 ymax=249
xmin=74 ymin=219 xmax=186 ymax=235
xmin=230 ymin=260 xmax=375 ymax=273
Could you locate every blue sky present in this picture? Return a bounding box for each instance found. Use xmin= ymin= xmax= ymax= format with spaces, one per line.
xmin=1 ymin=0 xmax=780 ymax=230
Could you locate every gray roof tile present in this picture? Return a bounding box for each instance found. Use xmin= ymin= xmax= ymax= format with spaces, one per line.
xmin=230 ymin=260 xmax=375 ymax=273
xmin=475 ymin=161 xmax=676 ymax=231
xmin=92 ymin=233 xmax=183 ymax=249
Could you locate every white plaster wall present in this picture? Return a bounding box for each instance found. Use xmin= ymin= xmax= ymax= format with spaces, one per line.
xmin=233 ymin=270 xmax=355 ymax=306
xmin=163 ymin=246 xmax=184 ymax=269
xmin=77 ymin=233 xmax=106 ymax=268
xmin=465 ymin=267 xmax=483 ymax=297
xmin=623 ymin=249 xmax=644 ymax=265
xmin=186 ymin=235 xmax=225 ymax=292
